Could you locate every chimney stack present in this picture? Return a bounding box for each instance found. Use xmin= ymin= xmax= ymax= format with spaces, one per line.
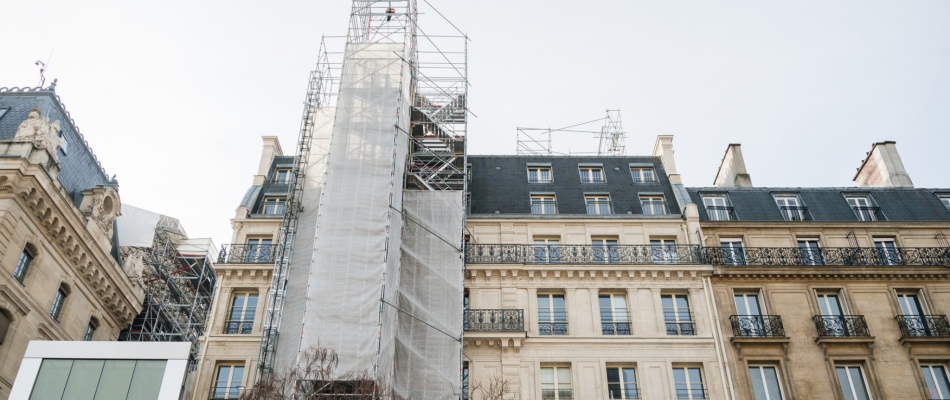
xmin=653 ymin=135 xmax=682 ymax=184
xmin=714 ymin=144 xmax=753 ymax=187
xmin=853 ymin=141 xmax=913 ymax=188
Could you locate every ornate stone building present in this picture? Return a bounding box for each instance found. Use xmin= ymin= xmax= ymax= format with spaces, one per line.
xmin=691 ymin=142 xmax=950 ymax=400
xmin=0 ymin=87 xmax=143 ymax=398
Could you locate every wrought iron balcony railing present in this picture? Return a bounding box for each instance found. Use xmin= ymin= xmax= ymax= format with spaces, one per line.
xmin=779 ymin=206 xmax=811 ymax=221
xmin=607 ymin=387 xmax=640 ymax=399
xmin=224 ymin=320 xmax=254 ymax=335
xmin=531 ymin=200 xmax=558 ymax=215
xmin=464 ymin=309 xmax=524 ymax=332
xmin=601 ymin=321 xmax=632 ymax=336
xmin=704 ymin=246 xmax=950 ymax=267
xmin=675 ymin=388 xmax=708 ymax=399
xmin=852 ymin=206 xmax=886 ymax=221
xmin=705 ymin=206 xmax=737 ymax=221
xmin=896 ymin=315 xmax=950 ymax=338
xmin=665 ymin=320 xmax=696 ymax=336
xmin=730 ymin=315 xmax=786 ymax=338
xmin=813 ymin=315 xmax=870 ymax=337
xmin=465 ymin=244 xmax=704 ymax=264
xmin=541 ymin=389 xmax=574 ymax=400
xmin=539 ymin=321 xmax=569 ymax=336
xmin=209 ymin=385 xmax=240 ymax=400
xmin=218 ymin=244 xmax=280 ymax=264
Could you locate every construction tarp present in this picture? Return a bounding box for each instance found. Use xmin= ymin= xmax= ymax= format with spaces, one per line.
xmin=116 ymin=204 xmax=162 ymax=247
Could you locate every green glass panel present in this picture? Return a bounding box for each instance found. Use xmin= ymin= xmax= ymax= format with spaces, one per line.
xmin=30 ymin=359 xmax=73 ymax=400
xmin=93 ymin=360 xmax=135 ymax=400
xmin=126 ymin=360 xmax=167 ymax=400
xmin=62 ymin=360 xmax=105 ymax=400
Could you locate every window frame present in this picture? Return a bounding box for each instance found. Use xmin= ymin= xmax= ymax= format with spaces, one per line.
xmin=606 ymin=365 xmax=639 ymax=399
xmin=834 ymin=364 xmax=873 ymax=400
xmin=83 ymin=319 xmax=98 ymax=341
xmin=599 ymin=293 xmax=630 ymax=335
xmin=578 ymin=166 xmax=606 ymax=184
xmin=640 ymin=195 xmax=667 ymax=215
xmin=774 ymin=195 xmax=806 ymax=221
xmin=244 ymin=237 xmax=274 ymax=263
xmin=212 ymin=363 xmax=246 ymax=400
xmin=591 ymin=237 xmax=619 ymax=264
xmin=797 ymin=239 xmax=823 ymax=266
xmin=527 ymin=166 xmax=553 ymax=184
xmin=920 ymin=363 xmax=950 ymax=400
xmin=540 ymin=365 xmax=573 ymax=400
xmin=584 ymin=194 xmax=612 ymax=215
xmin=703 ymin=195 xmax=734 ymax=221
xmin=225 ymin=291 xmax=259 ymax=334
xmin=672 ymin=365 xmax=706 ymax=399
xmin=530 ymin=195 xmax=558 ymax=215
xmin=651 ymin=238 xmax=678 ymax=263
xmin=13 ymin=247 xmax=34 ymax=284
xmin=49 ymin=286 xmax=68 ymax=322
xmin=939 ymin=195 xmax=950 ymax=211
xmin=629 ymin=167 xmax=657 ymax=184
xmin=261 ymin=197 xmax=286 ymax=215
xmin=273 ymin=168 xmax=293 ymax=184
xmin=537 ymin=293 xmax=568 ymax=336
xmin=748 ymin=364 xmax=786 ymax=400
xmin=873 ymin=238 xmax=901 ymax=266
xmin=533 ymin=237 xmax=561 ymax=263
xmin=662 ymin=294 xmax=694 ymax=336
xmin=845 ymin=195 xmax=880 ymax=221
xmin=720 ymin=238 xmax=746 ymax=266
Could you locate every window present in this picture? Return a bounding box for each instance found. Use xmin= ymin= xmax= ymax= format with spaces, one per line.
xmin=798 ymin=240 xmax=823 ymax=265
xmin=0 ymin=309 xmax=11 ymax=345
xmin=0 ymin=108 xmax=8 ymax=120
xmin=835 ymin=365 xmax=872 ymax=400
xmin=630 ymin=167 xmax=656 ymax=184
xmin=585 ymin=195 xmax=612 ymax=215
xmin=897 ymin=291 xmax=926 ymax=316
xmin=534 ymin=238 xmax=561 ymax=263
xmin=640 ymin=196 xmax=667 ymax=215
xmin=651 ymin=239 xmax=678 ymax=263
xmin=226 ymin=292 xmax=258 ymax=334
xmin=941 ymin=196 xmax=950 ymax=211
xmin=734 ymin=293 xmax=764 ymax=336
xmin=874 ymin=239 xmax=900 ymax=266
xmin=528 ymin=166 xmax=552 ymax=183
xmin=538 ymin=294 xmax=567 ymax=335
xmin=60 ymin=130 xmax=69 ymax=153
xmin=262 ymin=197 xmax=286 ymax=215
xmin=213 ymin=364 xmax=245 ymax=399
xmin=663 ymin=294 xmax=694 ymax=336
xmin=273 ymin=169 xmax=292 ymax=184
xmin=847 ymin=196 xmax=879 ymax=221
xmin=83 ymin=320 xmax=97 ymax=341
xmin=540 ymin=366 xmax=572 ymax=400
xmin=749 ymin=366 xmax=784 ymax=400
xmin=703 ymin=196 xmax=733 ymax=221
xmin=50 ymin=287 xmax=67 ymax=321
xmin=816 ymin=292 xmax=848 ymax=336
xmin=531 ymin=195 xmax=557 ymax=215
xmin=720 ymin=239 xmax=746 ymax=265
xmin=921 ymin=365 xmax=950 ymax=400
xmin=606 ymin=366 xmax=638 ymax=399
xmin=775 ymin=196 xmax=806 ymax=221
xmin=245 ymin=238 xmax=273 ymax=263
xmin=462 ymin=362 xmax=469 ymax=400
xmin=28 ymin=359 xmax=167 ymax=400
xmin=599 ymin=294 xmax=630 ymax=335
xmin=592 ymin=238 xmax=619 ymax=264
xmin=13 ymin=248 xmax=34 ymax=283
xmin=673 ymin=367 xmax=705 ymax=399
xmin=579 ymin=167 xmax=605 ymax=183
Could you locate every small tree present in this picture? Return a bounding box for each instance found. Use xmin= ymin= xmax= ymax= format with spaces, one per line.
xmin=470 ymin=374 xmax=517 ymax=400
xmin=240 ymin=347 xmax=391 ymax=400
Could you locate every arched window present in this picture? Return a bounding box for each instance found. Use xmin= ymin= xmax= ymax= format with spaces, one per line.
xmin=13 ymin=243 xmax=37 ymax=284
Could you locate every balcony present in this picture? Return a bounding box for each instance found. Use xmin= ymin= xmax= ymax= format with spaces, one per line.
xmin=896 ymin=315 xmax=950 ymax=338
xmin=541 ymin=389 xmax=573 ymax=400
xmin=779 ymin=206 xmax=812 ymax=221
xmin=585 ymin=200 xmax=613 ymax=215
xmin=704 ymin=246 xmax=950 ymax=267
xmin=640 ymin=200 xmax=667 ymax=215
xmin=813 ymin=315 xmax=871 ymax=337
xmin=601 ymin=320 xmax=631 ymax=336
xmin=675 ymin=388 xmax=708 ymax=399
xmin=665 ymin=320 xmax=696 ymax=336
xmin=217 ymin=244 xmax=279 ymax=264
xmin=705 ymin=206 xmax=737 ymax=221
xmin=465 ymin=244 xmax=704 ymax=264
xmin=531 ymin=200 xmax=558 ymax=215
xmin=539 ymin=321 xmax=569 ymax=336
xmin=730 ymin=315 xmax=786 ymax=338
xmin=464 ymin=309 xmax=524 ymax=332
xmin=607 ymin=388 xmax=640 ymax=399
xmin=224 ymin=320 xmax=253 ymax=334
xmin=852 ymin=206 xmax=886 ymax=221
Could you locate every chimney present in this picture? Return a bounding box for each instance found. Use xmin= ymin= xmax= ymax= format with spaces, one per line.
xmin=853 ymin=141 xmax=913 ymax=188
xmin=253 ymin=136 xmax=283 ymax=185
xmin=714 ymin=144 xmax=753 ymax=187
xmin=653 ymin=135 xmax=681 ymax=184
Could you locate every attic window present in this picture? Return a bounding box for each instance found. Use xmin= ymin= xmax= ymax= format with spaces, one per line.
xmin=0 ymin=108 xmax=8 ymax=120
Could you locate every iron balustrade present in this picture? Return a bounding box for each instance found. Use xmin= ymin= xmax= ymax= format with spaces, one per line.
xmin=665 ymin=321 xmax=696 ymax=336
xmin=224 ymin=320 xmax=254 ymax=335
xmin=586 ymin=200 xmax=613 ymax=215
xmin=208 ymin=385 xmax=239 ymax=400
xmin=675 ymin=388 xmax=708 ymax=399
xmin=852 ymin=206 xmax=885 ymax=221
xmin=464 ymin=309 xmax=524 ymax=332
xmin=813 ymin=315 xmax=870 ymax=337
xmin=531 ymin=200 xmax=558 ymax=215
xmin=704 ymin=246 xmax=950 ymax=267
xmin=217 ymin=244 xmax=280 ymax=264
xmin=730 ymin=315 xmax=786 ymax=337
xmin=779 ymin=206 xmax=811 ymax=221
xmin=465 ymin=244 xmax=704 ymax=264
xmin=602 ymin=321 xmax=631 ymax=336
xmin=539 ymin=322 xmax=569 ymax=336
xmin=607 ymin=388 xmax=641 ymax=399
xmin=896 ymin=315 xmax=950 ymax=338
xmin=541 ymin=389 xmax=574 ymax=400
xmin=706 ymin=206 xmax=737 ymax=221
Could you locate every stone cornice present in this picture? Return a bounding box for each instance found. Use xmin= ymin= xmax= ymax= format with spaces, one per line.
xmin=466 ymin=265 xmax=712 ymax=285
xmin=700 ymin=221 xmax=950 ymax=229
xmin=217 ymin=266 xmax=272 ymax=285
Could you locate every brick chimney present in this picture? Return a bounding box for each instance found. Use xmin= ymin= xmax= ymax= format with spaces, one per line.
xmin=853 ymin=141 xmax=913 ymax=188
xmin=714 ymin=144 xmax=753 ymax=187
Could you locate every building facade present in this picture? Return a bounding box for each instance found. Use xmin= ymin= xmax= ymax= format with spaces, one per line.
xmin=0 ymin=87 xmax=143 ymax=398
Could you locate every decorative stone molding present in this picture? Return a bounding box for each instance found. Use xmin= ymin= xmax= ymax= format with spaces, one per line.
xmin=12 ymin=108 xmax=62 ymax=161
xmin=0 ymin=285 xmax=31 ymax=316
xmin=79 ymin=186 xmax=120 ymax=251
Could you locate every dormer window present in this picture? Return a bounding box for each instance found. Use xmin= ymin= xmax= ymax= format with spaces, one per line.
xmin=0 ymin=108 xmax=9 ymax=120
xmin=774 ymin=195 xmax=809 ymax=221
xmin=846 ymin=195 xmax=883 ymax=221
xmin=274 ymin=169 xmax=293 ymax=184
xmin=702 ymin=195 xmax=735 ymax=221
xmin=579 ymin=167 xmax=605 ymax=183
xmin=939 ymin=195 xmax=950 ymax=211
xmin=630 ymin=167 xmax=656 ymax=184
xmin=640 ymin=195 xmax=667 ymax=215
xmin=531 ymin=195 xmax=557 ymax=215
xmin=262 ymin=197 xmax=286 ymax=215
xmin=527 ymin=166 xmax=552 ymax=183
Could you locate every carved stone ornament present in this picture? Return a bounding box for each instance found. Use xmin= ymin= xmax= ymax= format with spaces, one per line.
xmin=14 ymin=108 xmax=63 ymax=161
xmin=80 ymin=186 xmax=121 ymax=239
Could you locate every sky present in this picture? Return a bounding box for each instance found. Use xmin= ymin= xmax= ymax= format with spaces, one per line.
xmin=2 ymin=1 xmax=949 ymax=247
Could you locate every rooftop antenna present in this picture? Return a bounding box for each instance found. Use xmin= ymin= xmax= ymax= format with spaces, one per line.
xmin=35 ymin=48 xmax=55 ymax=88
xmin=597 ymin=109 xmax=626 ymax=156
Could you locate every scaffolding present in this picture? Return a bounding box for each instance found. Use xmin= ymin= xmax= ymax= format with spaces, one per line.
xmin=118 ymin=216 xmax=217 ymax=369
xmin=515 ymin=109 xmax=627 ymax=156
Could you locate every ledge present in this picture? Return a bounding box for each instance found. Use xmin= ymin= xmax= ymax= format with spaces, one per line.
xmin=815 ymin=336 xmax=875 ymax=345
xmin=899 ymin=336 xmax=950 ymax=345
xmin=730 ymin=336 xmax=790 ymax=361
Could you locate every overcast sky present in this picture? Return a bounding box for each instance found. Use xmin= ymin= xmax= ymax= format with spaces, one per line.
xmin=2 ymin=1 xmax=949 ymax=247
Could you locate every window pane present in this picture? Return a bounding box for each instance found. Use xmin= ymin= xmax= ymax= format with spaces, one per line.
xmin=848 ymin=368 xmax=870 ymax=400
xmin=763 ymin=367 xmax=782 ymax=400
xmin=62 ymin=360 xmax=105 ymax=400
xmin=126 ymin=360 xmax=167 ymax=400
xmin=836 ymin=367 xmax=854 ymax=400
xmin=622 ymin=368 xmax=636 ymax=384
xmin=750 ymin=367 xmax=768 ymax=400
xmin=673 ymin=368 xmax=686 ymax=383
xmin=557 ymin=367 xmax=571 ymax=383
xmin=93 ymin=360 xmax=136 ymax=400
xmin=30 ymin=359 xmax=73 ymax=400
xmin=541 ymin=367 xmax=554 ymax=384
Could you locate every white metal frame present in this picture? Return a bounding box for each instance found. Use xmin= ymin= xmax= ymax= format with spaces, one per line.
xmin=835 ymin=365 xmax=873 ymax=400
xmin=748 ymin=365 xmax=786 ymax=400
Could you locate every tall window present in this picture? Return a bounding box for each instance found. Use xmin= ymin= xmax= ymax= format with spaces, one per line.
xmin=640 ymin=196 xmax=667 ymax=215
xmin=775 ymin=196 xmax=805 ymax=221
xmin=749 ymin=366 xmax=784 ymax=400
xmin=83 ymin=320 xmax=97 ymax=341
xmin=835 ymin=365 xmax=871 ymax=400
xmin=592 ymin=238 xmax=619 ymax=264
xmin=273 ymin=169 xmax=292 ymax=184
xmin=703 ymin=196 xmax=733 ymax=221
xmin=847 ymin=196 xmax=878 ymax=221
xmin=734 ymin=293 xmax=764 ymax=336
xmin=651 ymin=239 xmax=678 ymax=263
xmin=462 ymin=362 xmax=470 ymax=400
xmin=50 ymin=287 xmax=67 ymax=321
xmin=921 ymin=365 xmax=950 ymax=400
xmin=534 ymin=238 xmax=561 ymax=263
xmin=538 ymin=294 xmax=567 ymax=336
xmin=226 ymin=292 xmax=258 ymax=334
xmin=540 ymin=366 xmax=572 ymax=400
xmin=673 ymin=367 xmax=705 ymax=399
xmin=720 ymin=239 xmax=746 ymax=266
xmin=528 ymin=166 xmax=552 ymax=183
xmin=630 ymin=167 xmax=656 ymax=183
xmin=579 ymin=167 xmax=605 ymax=183
xmin=245 ymin=238 xmax=273 ymax=263
xmin=262 ymin=197 xmax=286 ymax=214
xmin=599 ymin=294 xmax=630 ymax=335
xmin=13 ymin=248 xmax=33 ymax=283
xmin=816 ymin=292 xmax=847 ymax=336
xmin=531 ymin=195 xmax=557 ymax=215
xmin=606 ymin=366 xmax=638 ymax=399
xmin=663 ymin=294 xmax=694 ymax=336
xmin=797 ymin=240 xmax=823 ymax=266
xmin=585 ymin=195 xmax=612 ymax=215
xmin=213 ymin=364 xmax=245 ymax=399
xmin=874 ymin=239 xmax=901 ymax=265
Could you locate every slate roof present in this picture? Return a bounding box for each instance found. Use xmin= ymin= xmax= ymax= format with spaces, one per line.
xmin=468 ymin=155 xmax=682 ymax=216
xmin=245 ymin=155 xmax=294 ymax=215
xmin=687 ymin=187 xmax=950 ymax=222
